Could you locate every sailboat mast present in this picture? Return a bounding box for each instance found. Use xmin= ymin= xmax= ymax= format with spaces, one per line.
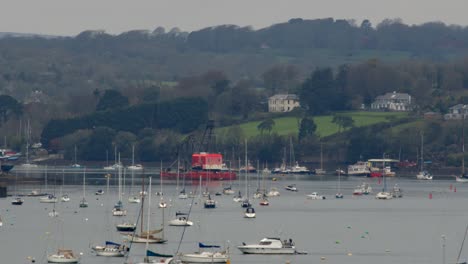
xmin=145 ymin=176 xmax=152 ymax=259
xmin=82 ymin=168 xmax=86 ymax=198
xmin=140 ymin=176 xmax=145 ymax=234
xmin=245 ymin=139 xmax=248 ymax=199
xmin=462 ymin=119 xmax=465 ymax=177
xmin=118 ymin=153 xmax=122 ymax=201
xmin=420 ymin=132 xmax=424 ymax=172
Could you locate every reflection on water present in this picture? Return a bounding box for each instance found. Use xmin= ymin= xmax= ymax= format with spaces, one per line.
xmin=1 ymin=175 xmax=468 ymax=264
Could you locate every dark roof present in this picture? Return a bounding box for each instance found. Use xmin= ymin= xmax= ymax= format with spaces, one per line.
xmin=375 ymin=91 xmax=411 ymax=100
xmin=269 ymin=94 xmax=299 ymax=100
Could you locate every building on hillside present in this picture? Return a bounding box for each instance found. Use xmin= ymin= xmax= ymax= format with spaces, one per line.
xmin=370 ymin=91 xmax=413 ymax=111
xmin=444 ymin=104 xmax=468 ymax=120
xmin=268 ymin=94 xmax=300 ymax=112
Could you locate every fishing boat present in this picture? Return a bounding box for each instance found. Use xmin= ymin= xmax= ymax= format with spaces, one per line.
xmin=179 ymin=243 xmax=229 ymax=263
xmin=237 ymin=237 xmax=297 ymax=254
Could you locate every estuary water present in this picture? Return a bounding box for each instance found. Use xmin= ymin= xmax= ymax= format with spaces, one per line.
xmin=1 ymin=174 xmax=468 ymax=264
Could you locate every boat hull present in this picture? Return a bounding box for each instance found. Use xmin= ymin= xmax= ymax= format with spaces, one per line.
xmin=237 ymin=247 xmax=295 ymax=254
xmin=179 ymin=253 xmax=228 ymax=263
xmin=47 ymin=255 xmax=79 ymax=263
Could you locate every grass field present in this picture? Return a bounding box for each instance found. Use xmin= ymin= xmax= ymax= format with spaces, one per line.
xmin=216 ymin=111 xmax=409 ymax=138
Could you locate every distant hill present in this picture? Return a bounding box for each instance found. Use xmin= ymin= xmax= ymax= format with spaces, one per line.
xmin=0 ymin=32 xmax=60 ymax=39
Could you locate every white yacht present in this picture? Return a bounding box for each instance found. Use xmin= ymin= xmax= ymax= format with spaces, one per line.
xmin=306 ymin=192 xmax=325 ymax=200
xmin=128 ymin=164 xmax=143 ymax=170
xmin=285 ymin=184 xmax=298 ymax=192
xmin=40 ymin=195 xmax=58 ymax=203
xmin=237 ymin=238 xmax=296 ymax=254
xmin=244 ymin=207 xmax=256 ymax=218
xmin=47 ymin=249 xmax=79 ymax=263
xmin=267 ymin=188 xmax=280 ymax=197
xmin=92 ymin=241 xmax=128 ymax=257
xmin=179 ymin=251 xmax=229 ymax=263
xmin=416 ymin=170 xmax=433 ymax=180
xmin=376 ymin=191 xmax=393 ymax=200
xmin=168 ymin=213 xmax=193 ymax=226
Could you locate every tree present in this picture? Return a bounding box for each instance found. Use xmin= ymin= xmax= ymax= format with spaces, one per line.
xmin=298 ymin=117 xmax=317 ymax=141
xmin=257 ymin=118 xmax=275 ymax=134
xmin=299 ymin=68 xmax=335 ymax=115
xmin=332 ymin=115 xmax=354 ymax=132
xmin=96 ymin=90 xmax=129 ymax=111
xmin=0 ymin=95 xmax=22 ymax=126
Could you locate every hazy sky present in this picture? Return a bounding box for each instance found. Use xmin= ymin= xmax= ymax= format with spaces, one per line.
xmin=1 ymin=0 xmax=467 ymax=36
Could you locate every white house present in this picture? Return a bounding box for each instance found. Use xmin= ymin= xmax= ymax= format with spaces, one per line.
xmin=268 ymin=94 xmax=300 ymax=112
xmin=444 ymin=104 xmax=468 ymax=120
xmin=370 ymin=91 xmax=413 ymax=111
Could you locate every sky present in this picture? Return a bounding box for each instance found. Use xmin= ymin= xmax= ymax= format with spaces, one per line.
xmin=1 ymin=0 xmax=467 ymax=36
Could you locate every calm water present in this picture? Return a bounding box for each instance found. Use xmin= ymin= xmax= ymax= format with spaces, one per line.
xmin=1 ymin=175 xmax=468 ymax=264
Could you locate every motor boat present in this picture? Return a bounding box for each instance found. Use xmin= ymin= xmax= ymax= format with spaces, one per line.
xmin=40 ymin=195 xmax=58 ymax=203
xmin=61 ymin=195 xmax=70 ymax=202
xmin=285 ymin=184 xmax=298 ymax=192
xmin=335 ymin=193 xmax=344 ymax=199
xmin=47 ymin=249 xmax=79 ymax=263
xmin=241 ymin=199 xmax=251 ymax=208
xmin=92 ymin=241 xmax=129 ymax=257
xmin=222 ymin=186 xmax=235 ymax=195
xmin=416 ymin=171 xmax=433 ymax=180
xmin=376 ymin=191 xmax=393 ymax=200
xmin=158 ymin=200 xmax=168 ymax=208
xmin=237 ymin=237 xmax=296 ymax=254
xmin=306 ymin=192 xmax=326 ymax=200
xmin=244 ymin=207 xmax=256 ymax=218
xmin=11 ymin=197 xmax=24 ymax=205
xmin=267 ymin=188 xmax=280 ymax=197
xmin=127 ymin=164 xmax=143 ymax=170
xmin=95 ymin=189 xmax=104 ymax=195
xmin=169 ymin=213 xmax=193 ymax=226
xmin=179 ymin=251 xmax=229 ymax=263
xmin=128 ymin=196 xmax=141 ymax=203
xmin=116 ymin=222 xmax=137 ymax=232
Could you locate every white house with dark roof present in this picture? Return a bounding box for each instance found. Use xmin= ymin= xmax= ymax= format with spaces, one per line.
xmin=268 ymin=94 xmax=300 ymax=112
xmin=370 ymin=91 xmax=413 ymax=111
xmin=444 ymin=104 xmax=468 ymax=120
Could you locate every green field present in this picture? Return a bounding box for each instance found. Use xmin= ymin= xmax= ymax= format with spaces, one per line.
xmin=216 ymin=111 xmax=409 ymax=138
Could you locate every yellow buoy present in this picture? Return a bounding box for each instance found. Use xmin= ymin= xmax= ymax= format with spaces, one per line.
xmin=226 ymin=259 xmax=230 ymax=264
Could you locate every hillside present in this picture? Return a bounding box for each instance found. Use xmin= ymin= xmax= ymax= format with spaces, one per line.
xmin=216 ymin=111 xmax=409 ymax=138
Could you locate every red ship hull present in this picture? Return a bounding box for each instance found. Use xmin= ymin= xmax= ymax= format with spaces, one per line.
xmin=161 ymin=171 xmax=236 ymax=181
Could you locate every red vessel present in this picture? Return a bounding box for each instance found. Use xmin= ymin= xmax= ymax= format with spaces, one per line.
xmin=161 ymin=152 xmax=236 ymax=181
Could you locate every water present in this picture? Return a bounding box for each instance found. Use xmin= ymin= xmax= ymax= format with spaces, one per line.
xmin=1 ymin=175 xmax=467 ymax=264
